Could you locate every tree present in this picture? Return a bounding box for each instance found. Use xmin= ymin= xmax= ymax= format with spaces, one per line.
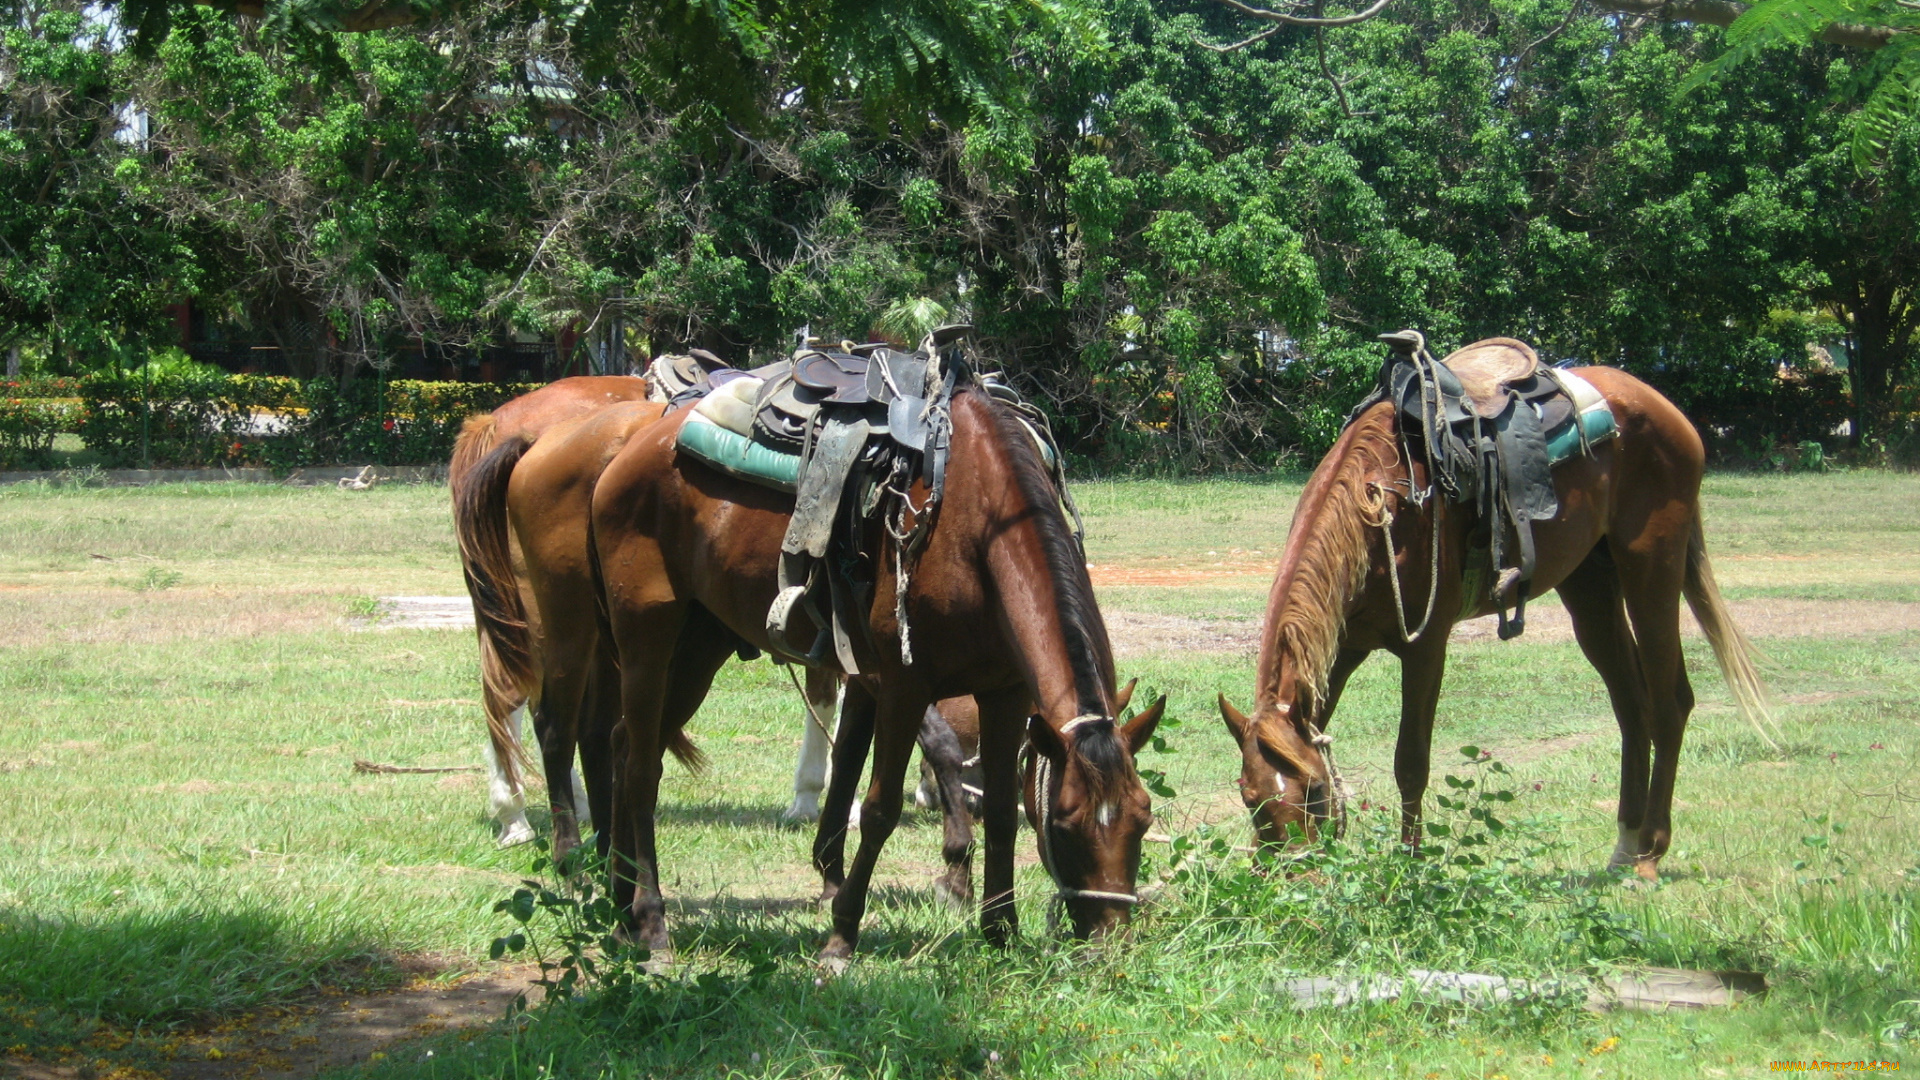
xmin=0 ymin=3 xmax=196 ymax=370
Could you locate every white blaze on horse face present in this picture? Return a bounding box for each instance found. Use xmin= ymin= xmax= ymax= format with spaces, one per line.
xmin=1274 ymin=772 xmax=1289 ymax=806
xmin=1095 ymin=801 xmax=1116 ymax=828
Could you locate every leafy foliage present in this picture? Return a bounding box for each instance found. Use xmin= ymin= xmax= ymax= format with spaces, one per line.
xmin=1676 ymin=0 xmax=1919 ymax=167
xmin=76 ymin=373 xmax=537 ymax=466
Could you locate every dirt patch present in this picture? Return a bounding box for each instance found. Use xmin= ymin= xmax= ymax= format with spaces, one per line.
xmin=0 ymin=588 xmax=337 ymax=649
xmin=1449 ymin=597 xmax=1920 ymax=644
xmin=1089 ymin=561 xmax=1273 ymax=588
xmin=0 ymin=966 xmax=541 ymax=1080
xmin=1105 ymin=610 xmax=1261 ymax=657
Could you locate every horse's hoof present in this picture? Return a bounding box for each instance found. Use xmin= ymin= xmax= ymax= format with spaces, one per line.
xmin=931 ymin=876 xmax=972 ymax=912
xmin=781 ymin=800 xmax=821 ymax=824
xmin=1634 ymin=858 xmax=1660 ymax=883
xmin=816 ymin=938 xmax=853 ymax=977
xmin=497 ymin=820 xmax=536 ymax=848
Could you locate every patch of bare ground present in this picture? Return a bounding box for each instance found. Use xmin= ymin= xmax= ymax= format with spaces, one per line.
xmin=1105 ymin=610 xmax=1260 ymax=657
xmin=0 ymin=965 xmax=542 ymax=1080
xmin=0 ymin=589 xmax=337 ymax=649
xmin=1448 ymin=597 xmax=1920 ymax=644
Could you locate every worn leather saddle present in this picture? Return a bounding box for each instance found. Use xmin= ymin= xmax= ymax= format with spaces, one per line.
xmin=1358 ymin=330 xmax=1617 ymax=640
xmin=666 ymin=327 xmax=991 ymax=674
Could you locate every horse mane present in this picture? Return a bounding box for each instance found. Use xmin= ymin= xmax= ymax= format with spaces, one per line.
xmin=972 ymin=386 xmax=1131 ymax=802
xmin=1258 ymin=402 xmax=1400 ymax=753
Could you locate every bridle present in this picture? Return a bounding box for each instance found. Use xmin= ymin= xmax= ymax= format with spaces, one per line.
xmin=1026 ymin=714 xmax=1141 ymax=911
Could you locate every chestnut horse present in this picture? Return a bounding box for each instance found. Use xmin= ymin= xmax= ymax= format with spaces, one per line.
xmin=450 ymin=376 xmax=653 ymax=844
xmin=454 ymin=399 xmax=668 ymax=858
xmin=1219 ymin=365 xmax=1769 ymax=880
xmin=591 ymin=381 xmax=1164 ymax=963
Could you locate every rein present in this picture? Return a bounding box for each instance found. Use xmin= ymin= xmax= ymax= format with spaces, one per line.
xmin=1358 ymin=350 xmax=1447 ymax=646
xmin=1026 ymin=716 xmax=1142 ymax=911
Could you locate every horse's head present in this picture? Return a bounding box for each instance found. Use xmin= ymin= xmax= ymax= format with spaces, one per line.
xmin=1219 ymin=686 xmax=1336 ymax=851
xmin=1022 ymin=694 xmax=1166 ymax=937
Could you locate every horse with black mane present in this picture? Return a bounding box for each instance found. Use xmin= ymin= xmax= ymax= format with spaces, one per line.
xmin=584 ymin=349 xmax=1164 ymax=964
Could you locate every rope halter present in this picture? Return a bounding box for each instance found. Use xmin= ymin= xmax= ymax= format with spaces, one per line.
xmin=1029 ymin=714 xmax=1143 ymax=912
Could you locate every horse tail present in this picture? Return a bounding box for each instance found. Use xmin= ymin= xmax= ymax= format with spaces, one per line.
xmin=580 ymin=458 xmax=706 ymax=774
xmin=450 ymin=413 xmax=498 ymax=488
xmin=1682 ymin=506 xmax=1780 ymax=749
xmin=454 ymin=429 xmax=538 ymax=791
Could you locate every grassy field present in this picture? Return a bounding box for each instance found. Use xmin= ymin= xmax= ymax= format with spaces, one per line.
xmin=0 ymin=471 xmax=1916 ymax=1078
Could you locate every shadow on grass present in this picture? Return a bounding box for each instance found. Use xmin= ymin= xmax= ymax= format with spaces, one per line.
xmin=0 ymin=904 xmax=400 ymax=1025
xmin=653 ymin=799 xmax=954 ymax=830
xmin=356 ymin=904 xmax=1055 ymax=1080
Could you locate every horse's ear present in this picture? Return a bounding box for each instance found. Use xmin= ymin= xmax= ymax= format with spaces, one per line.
xmin=1113 ymin=677 xmax=1139 ymax=714
xmin=1026 ymin=714 xmax=1065 ymax=759
xmin=1121 ymin=695 xmax=1167 ymax=755
xmin=1219 ymin=694 xmax=1252 ymax=744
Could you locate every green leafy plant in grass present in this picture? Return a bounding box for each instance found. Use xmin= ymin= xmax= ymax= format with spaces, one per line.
xmin=1151 ymin=747 xmax=1651 ymax=986
xmin=125 ymin=567 xmax=183 ymax=592
xmin=343 ymin=595 xmax=385 ymax=622
xmin=491 ymin=841 xmax=777 ymax=1015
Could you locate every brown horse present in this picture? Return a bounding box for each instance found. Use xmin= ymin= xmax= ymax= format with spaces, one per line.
xmin=450 ymin=376 xmax=653 ymax=843
xmin=591 ymin=382 xmax=1165 ymax=963
xmin=832 ymin=678 xmax=1147 ymax=908
xmin=1219 ymin=363 xmax=1769 ymax=880
xmin=455 ymin=399 xmax=668 ymax=858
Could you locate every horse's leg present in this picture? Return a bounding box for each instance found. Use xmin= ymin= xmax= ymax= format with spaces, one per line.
xmin=608 ymin=600 xmax=686 ymax=952
xmin=1613 ymin=537 xmax=1695 ymax=881
xmin=533 ymin=694 xmax=583 ymax=860
xmin=917 ymin=704 xmax=975 ymax=908
xmin=819 ymin=683 xmax=931 ymax=968
xmin=813 ymin=680 xmax=875 ymax=903
xmin=1557 ymin=544 xmax=1654 ymax=872
xmin=784 ymin=668 xmax=840 ymax=822
xmin=973 ymin=686 xmax=1029 ymax=948
xmin=1392 ymin=636 xmax=1448 ymax=848
xmin=580 ymin=639 xmax=621 ymax=860
xmin=488 ymin=703 xmax=535 ymax=847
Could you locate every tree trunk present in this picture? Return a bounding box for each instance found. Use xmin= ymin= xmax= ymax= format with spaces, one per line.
xmin=5 ymin=344 xmax=18 ymax=378
xmin=1844 ymin=280 xmax=1915 ymax=446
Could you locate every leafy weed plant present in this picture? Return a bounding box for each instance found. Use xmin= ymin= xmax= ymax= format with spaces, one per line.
xmin=1149 ymin=747 xmax=1650 ymax=986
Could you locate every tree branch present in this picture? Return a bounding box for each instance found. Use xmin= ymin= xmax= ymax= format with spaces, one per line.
xmin=1596 ymin=0 xmax=1900 ymax=49
xmin=1194 ymin=25 xmax=1285 ymax=52
xmin=1209 ymin=0 xmax=1396 ymax=29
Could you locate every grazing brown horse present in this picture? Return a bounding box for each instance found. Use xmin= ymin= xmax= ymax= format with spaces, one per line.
xmin=591 ymin=382 xmax=1165 ymax=963
xmin=454 ymin=399 xmax=668 ymax=858
xmin=1219 ymin=363 xmax=1768 ymax=880
xmin=450 ymin=376 xmax=653 ymax=843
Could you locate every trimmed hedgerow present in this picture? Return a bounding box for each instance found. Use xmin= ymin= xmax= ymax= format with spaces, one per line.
xmin=0 ymin=397 xmax=81 ymax=470
xmin=75 ymin=374 xmax=541 ymax=468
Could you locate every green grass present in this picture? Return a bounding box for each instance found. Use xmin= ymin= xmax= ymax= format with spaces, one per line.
xmin=0 ymin=471 xmax=1917 ymax=1078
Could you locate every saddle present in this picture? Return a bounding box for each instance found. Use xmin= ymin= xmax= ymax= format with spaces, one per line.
xmin=1355 ymin=330 xmax=1617 ymax=640
xmin=666 ymin=326 xmax=1028 ymax=674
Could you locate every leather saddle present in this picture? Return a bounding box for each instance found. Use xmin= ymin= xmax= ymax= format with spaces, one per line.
xmin=1363 ymin=331 xmax=1616 ymax=641
xmin=646 ymin=349 xmax=730 ymax=402
xmin=670 ymin=328 xmax=979 ymax=674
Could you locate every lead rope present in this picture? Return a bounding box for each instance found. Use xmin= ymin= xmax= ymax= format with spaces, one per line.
xmin=1361 ymin=467 xmax=1444 ymax=645
xmin=1306 ymin=725 xmax=1348 ymax=834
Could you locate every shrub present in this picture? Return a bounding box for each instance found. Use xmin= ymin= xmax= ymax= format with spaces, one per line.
xmin=0 ymin=398 xmax=81 ymax=470
xmin=0 ymin=376 xmax=83 ymax=399
xmin=75 ymin=373 xmax=541 ymax=468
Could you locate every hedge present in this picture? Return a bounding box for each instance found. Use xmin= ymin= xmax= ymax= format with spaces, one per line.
xmin=76 ymin=374 xmax=541 ymax=468
xmin=0 ymin=398 xmax=81 ymax=470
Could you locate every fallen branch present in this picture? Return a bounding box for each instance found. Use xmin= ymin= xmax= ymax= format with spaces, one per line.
xmin=352 ymin=759 xmax=484 ymax=774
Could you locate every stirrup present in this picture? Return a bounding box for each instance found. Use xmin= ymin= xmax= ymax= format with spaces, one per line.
xmin=767 ymin=585 xmax=810 ymax=648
